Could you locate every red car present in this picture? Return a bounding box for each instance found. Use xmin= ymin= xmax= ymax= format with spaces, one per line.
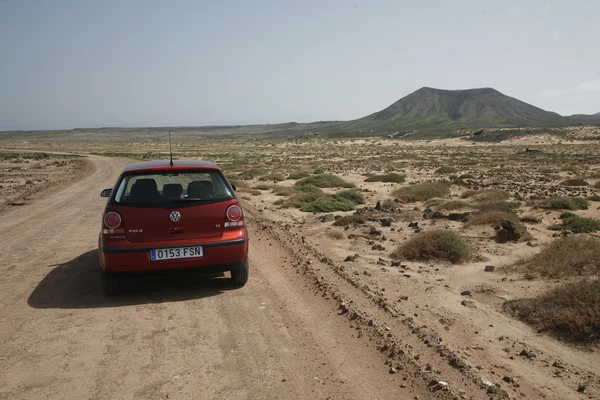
xmin=98 ymin=160 xmax=249 ymax=295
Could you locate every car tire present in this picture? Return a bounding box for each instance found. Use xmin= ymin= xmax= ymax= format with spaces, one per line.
xmin=230 ymin=260 xmax=249 ymax=286
xmin=101 ymin=272 xmax=122 ymax=296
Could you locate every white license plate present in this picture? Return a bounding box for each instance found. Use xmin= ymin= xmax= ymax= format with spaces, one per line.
xmin=150 ymin=246 xmax=203 ymax=261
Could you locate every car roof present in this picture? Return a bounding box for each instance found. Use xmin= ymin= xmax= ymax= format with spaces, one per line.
xmin=123 ymin=160 xmax=220 ymax=173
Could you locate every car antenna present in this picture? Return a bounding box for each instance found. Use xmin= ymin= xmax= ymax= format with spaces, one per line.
xmin=168 ymin=130 xmax=174 ymax=167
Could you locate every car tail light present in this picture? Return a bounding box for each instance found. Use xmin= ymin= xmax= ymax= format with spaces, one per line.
xmin=103 ymin=211 xmax=125 ymax=234
xmin=224 ymin=205 xmax=244 ymax=227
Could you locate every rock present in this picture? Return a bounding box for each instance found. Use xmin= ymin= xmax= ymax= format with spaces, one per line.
xmin=369 ymin=227 xmax=382 ymax=235
xmin=428 ymin=380 xmax=448 ymax=391
xmin=481 ymin=379 xmax=494 ymax=387
xmin=380 ymin=218 xmax=393 ymax=227
xmin=389 ymin=367 xmax=397 ymax=374
xmin=391 ymin=260 xmax=401 ymax=267
xmin=448 ymin=212 xmax=471 ymax=222
xmin=372 ymin=244 xmax=386 ymax=251
xmin=519 ymin=349 xmax=537 ymax=359
xmin=344 ymin=254 xmax=359 ymax=262
xmin=503 ymin=376 xmax=514 ymax=383
xmin=501 ymin=219 xmax=518 ymax=232
xmin=526 ymin=241 xmax=539 ymax=247
xmin=461 ymin=300 xmax=477 ymax=308
xmin=552 ymin=360 xmax=565 ymax=369
xmin=375 ymin=201 xmax=381 ymax=210
xmin=25 ymin=179 xmax=33 ymax=185
xmin=408 ymin=222 xmax=419 ymax=228
xmin=461 ymin=290 xmax=472 ymax=296
xmin=487 ymin=385 xmax=510 ymax=399
xmin=377 ymin=258 xmax=387 ymax=265
xmin=484 ymin=265 xmax=496 ymax=272
xmin=363 ymin=270 xmax=371 ymax=276
xmin=578 ymin=383 xmax=586 ymax=393
xmin=321 ymin=214 xmax=335 ymax=222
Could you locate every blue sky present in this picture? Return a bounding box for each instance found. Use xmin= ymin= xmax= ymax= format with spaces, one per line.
xmin=0 ymin=0 xmax=599 ymax=130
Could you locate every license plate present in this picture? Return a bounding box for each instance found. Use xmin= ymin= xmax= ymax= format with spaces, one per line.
xmin=150 ymin=246 xmax=203 ymax=261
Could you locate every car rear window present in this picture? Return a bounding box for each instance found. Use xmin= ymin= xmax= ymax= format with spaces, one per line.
xmin=113 ymin=170 xmax=234 ymax=207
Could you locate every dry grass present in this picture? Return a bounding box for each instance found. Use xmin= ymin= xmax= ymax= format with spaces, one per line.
xmin=259 ymin=173 xmax=285 ymax=182
xmin=560 ymin=178 xmax=589 ymax=187
xmin=474 ymin=200 xmax=519 ymax=213
xmin=537 ymin=196 xmax=589 ymax=210
xmin=462 ymin=189 xmax=510 ymax=202
xmin=392 ymin=182 xmax=450 ymax=203
xmin=503 ymin=279 xmax=600 ymax=345
xmin=435 ymin=166 xmax=458 ymax=174
xmin=466 ymin=210 xmax=516 ymax=226
xmin=364 ymin=173 xmax=406 ymax=183
xmin=332 ymin=215 xmax=365 ymax=226
xmin=327 ymin=230 xmax=345 ymax=240
xmin=391 ymin=229 xmax=470 ymax=264
xmin=438 ymin=200 xmax=472 ymax=210
xmin=509 ymin=236 xmax=600 ymax=278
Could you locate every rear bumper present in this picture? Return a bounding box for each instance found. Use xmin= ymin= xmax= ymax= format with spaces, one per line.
xmin=99 ymin=237 xmax=248 ymax=273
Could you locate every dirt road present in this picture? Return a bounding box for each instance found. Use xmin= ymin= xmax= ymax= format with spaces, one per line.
xmin=0 ymin=156 xmax=430 ymax=399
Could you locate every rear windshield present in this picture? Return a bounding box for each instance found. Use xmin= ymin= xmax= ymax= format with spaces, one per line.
xmin=113 ymin=170 xmax=234 ymax=207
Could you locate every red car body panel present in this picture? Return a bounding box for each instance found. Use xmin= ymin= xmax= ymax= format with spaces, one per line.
xmin=98 ymin=160 xmax=249 ymax=274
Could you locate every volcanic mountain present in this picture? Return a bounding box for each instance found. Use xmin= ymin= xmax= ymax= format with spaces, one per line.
xmin=337 ymin=87 xmax=567 ymax=132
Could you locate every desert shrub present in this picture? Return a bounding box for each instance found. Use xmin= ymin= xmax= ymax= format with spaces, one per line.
xmin=550 ymin=213 xmax=600 ymax=233
xmin=466 ymin=210 xmax=516 ymax=226
xmin=279 ymin=191 xmax=323 ymax=208
xmin=560 ymin=178 xmax=589 ymax=187
xmin=236 ymin=168 xmax=268 ymax=180
xmin=296 ymin=184 xmax=325 ymax=195
xmin=589 ymin=195 xmax=600 ymax=201
xmin=392 ymin=182 xmax=450 ymax=202
xmin=520 ymin=215 xmax=543 ymax=223
xmin=313 ymin=167 xmax=325 ymax=175
xmin=364 ymin=173 xmax=406 ymax=183
xmin=300 ymin=197 xmax=356 ymax=213
xmin=509 ymin=236 xmax=600 ymax=278
xmin=0 ymin=152 xmax=19 ymax=160
xmin=295 ymin=174 xmax=355 ymax=189
xmin=254 ymin=183 xmax=272 ymax=190
xmin=272 ymin=186 xmax=295 ymax=196
xmin=259 ymin=173 xmax=285 ymax=182
xmin=594 ymin=181 xmax=600 ymax=189
xmin=287 ymin=171 xmax=311 ymax=180
xmin=461 ymin=189 xmax=510 ymax=202
xmin=588 ymin=171 xmax=600 ymax=179
xmin=333 ymin=215 xmax=365 ymax=226
xmin=237 ymin=187 xmax=261 ymax=196
xmin=391 ymin=230 xmax=470 ymax=264
xmin=475 ymin=201 xmax=519 ymax=213
xmin=327 ymin=231 xmax=345 ymax=240
xmin=439 ymin=200 xmax=471 ymax=210
xmin=537 ymin=196 xmax=589 ymax=210
xmin=458 ymin=173 xmax=475 ymax=179
xmin=435 ymin=166 xmax=458 ymax=174
xmin=335 ymin=190 xmax=365 ymax=205
xmin=503 ymin=279 xmax=600 ymax=345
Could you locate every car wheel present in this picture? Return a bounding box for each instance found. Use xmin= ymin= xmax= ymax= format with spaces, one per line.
xmin=230 ymin=260 xmax=249 ymax=286
xmin=101 ymin=272 xmax=122 ymax=296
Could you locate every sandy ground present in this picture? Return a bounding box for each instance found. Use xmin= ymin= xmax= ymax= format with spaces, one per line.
xmin=1 ymin=130 xmax=599 ymax=399
xmin=0 ymin=155 xmax=432 ymax=400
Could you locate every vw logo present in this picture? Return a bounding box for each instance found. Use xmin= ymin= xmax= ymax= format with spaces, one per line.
xmin=170 ymin=211 xmax=181 ymax=222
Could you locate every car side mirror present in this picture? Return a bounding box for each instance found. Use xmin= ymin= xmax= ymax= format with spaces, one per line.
xmin=231 ymin=184 xmax=237 ymax=192
xmin=100 ymin=188 xmax=112 ymax=198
